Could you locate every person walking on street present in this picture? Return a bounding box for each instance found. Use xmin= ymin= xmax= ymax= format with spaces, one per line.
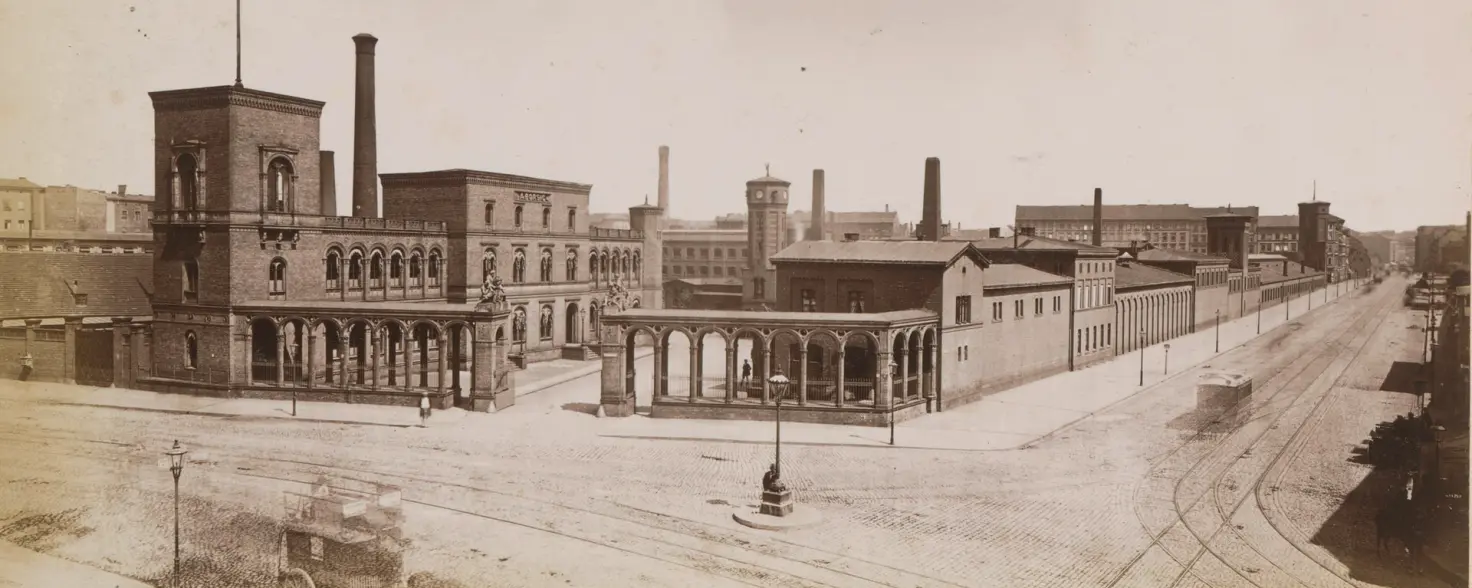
xmin=418 ymin=392 xmax=431 ymax=427
xmin=741 ymin=359 xmax=752 ymax=392
xmin=18 ymin=353 xmax=33 ymax=382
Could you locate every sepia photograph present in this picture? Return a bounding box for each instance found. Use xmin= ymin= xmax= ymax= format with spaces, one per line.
xmin=0 ymin=1 xmax=1468 ymax=586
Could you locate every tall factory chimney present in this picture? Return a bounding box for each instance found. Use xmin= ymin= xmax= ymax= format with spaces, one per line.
xmin=810 ymin=169 xmax=826 ymax=241
xmin=657 ymin=146 xmax=670 ymax=211
xmin=920 ymin=157 xmax=941 ymax=241
xmin=1092 ymin=187 xmax=1103 ymax=246
xmin=351 ymin=34 xmax=379 ymax=218
xmin=319 ymin=151 xmax=337 ymax=216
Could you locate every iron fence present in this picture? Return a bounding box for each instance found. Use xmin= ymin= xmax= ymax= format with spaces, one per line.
xmin=144 ymin=365 xmax=229 ymax=385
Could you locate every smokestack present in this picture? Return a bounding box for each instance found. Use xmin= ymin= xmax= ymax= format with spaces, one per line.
xmin=920 ymin=157 xmax=941 ymax=241
xmin=657 ymin=145 xmax=670 ymax=211
xmin=1092 ymin=187 xmax=1103 ymax=246
xmin=810 ymin=169 xmax=826 ymax=241
xmin=320 ymin=151 xmax=337 ymax=216
xmin=351 ymin=34 xmax=379 ymax=218
xmin=118 ymin=185 xmax=126 ymax=196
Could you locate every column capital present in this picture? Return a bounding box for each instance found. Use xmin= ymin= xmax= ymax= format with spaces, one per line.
xmin=23 ymin=318 xmax=42 ymax=327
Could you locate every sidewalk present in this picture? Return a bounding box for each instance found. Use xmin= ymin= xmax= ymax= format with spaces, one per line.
xmin=0 ymin=540 xmax=153 ymax=588
xmin=598 ymin=281 xmax=1371 ymax=451
xmin=0 ymin=350 xmax=649 ymax=429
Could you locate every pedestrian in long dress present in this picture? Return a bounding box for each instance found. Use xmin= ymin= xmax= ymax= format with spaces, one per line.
xmin=418 ymin=392 xmax=431 ymax=427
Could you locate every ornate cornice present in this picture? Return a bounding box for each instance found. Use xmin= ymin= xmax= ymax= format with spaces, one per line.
xmin=149 ymin=86 xmax=326 ymax=118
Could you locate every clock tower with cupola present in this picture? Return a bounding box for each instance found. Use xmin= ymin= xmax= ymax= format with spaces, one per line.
xmin=743 ymin=165 xmax=791 ymax=310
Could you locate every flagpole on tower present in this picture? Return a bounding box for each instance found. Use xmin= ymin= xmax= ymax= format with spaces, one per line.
xmin=234 ymin=0 xmax=243 ymax=87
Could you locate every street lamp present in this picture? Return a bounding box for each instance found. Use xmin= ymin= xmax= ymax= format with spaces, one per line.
xmin=1138 ymin=329 xmax=1146 ymax=386
xmin=288 ymin=341 xmax=299 ymax=417
xmin=164 ymin=440 xmax=188 ymax=588
xmin=1214 ymin=309 xmax=1221 ymax=353
xmin=1256 ymin=295 xmax=1262 ymax=334
xmin=1164 ymin=343 xmax=1171 ymax=375
xmin=768 ymin=370 xmax=791 ymax=478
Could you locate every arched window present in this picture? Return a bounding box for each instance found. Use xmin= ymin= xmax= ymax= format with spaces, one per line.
xmin=348 ymin=251 xmax=364 ymax=288
xmin=268 ymin=258 xmax=287 ymax=298
xmin=183 ymin=260 xmax=199 ymax=302
xmin=482 ymin=250 xmax=497 ymax=279
xmin=566 ymin=249 xmax=578 ymax=281
xmin=369 ymin=251 xmax=384 ymax=288
xmin=539 ymin=304 xmax=553 ymax=341
xmin=512 ymin=249 xmax=526 ymax=283
xmin=484 ymin=202 xmax=494 ymax=225
xmin=539 ymin=249 xmax=553 ymax=282
xmin=389 ymin=251 xmax=403 ymax=286
xmin=541 ymin=207 xmax=551 ymax=228
xmin=185 ymin=331 xmax=198 ymax=369
xmin=632 ymin=252 xmax=641 ymax=285
xmin=177 ymin=153 xmax=199 ymax=210
xmin=567 ymin=208 xmax=576 ymax=231
xmin=512 ymin=306 xmax=527 ymax=342
xmin=325 ymin=250 xmax=341 ymax=290
xmin=600 ymin=251 xmax=610 ymax=275
xmin=408 ymin=252 xmax=422 ymax=285
xmin=514 ymin=205 xmax=524 ymax=228
xmin=266 ymin=157 xmax=292 ymax=212
xmin=589 ymin=250 xmax=599 ymax=282
xmin=427 ymin=251 xmax=441 ymax=285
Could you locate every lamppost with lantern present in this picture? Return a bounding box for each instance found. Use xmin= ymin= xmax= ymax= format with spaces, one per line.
xmin=889 ymin=361 xmax=899 ymax=446
xmin=768 ymin=370 xmax=791 ymax=480
xmin=1256 ymin=295 xmax=1263 ymax=334
xmin=164 ymin=440 xmax=189 ymax=588
xmin=1214 ymin=309 xmax=1221 ymax=352
xmin=1164 ymin=343 xmax=1171 ymax=375
xmin=1138 ymin=329 xmax=1146 ymax=386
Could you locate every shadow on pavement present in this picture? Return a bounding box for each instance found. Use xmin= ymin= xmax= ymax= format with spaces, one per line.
xmin=1380 ymin=362 xmax=1426 ymax=395
xmin=559 ymin=402 xmax=599 ymax=416
xmin=1310 ymin=419 xmax=1450 ymax=588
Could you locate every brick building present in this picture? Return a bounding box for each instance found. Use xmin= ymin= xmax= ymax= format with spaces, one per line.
xmin=1113 ymin=258 xmax=1195 ymax=353
xmin=0 ymin=179 xmax=154 ymax=253
xmin=1015 ymin=200 xmax=1260 ymax=254
xmin=1255 ymin=215 xmax=1300 ymax=253
xmin=1416 ymin=223 xmax=1469 ymax=275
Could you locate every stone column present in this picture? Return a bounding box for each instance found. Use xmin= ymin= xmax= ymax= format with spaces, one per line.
xmin=243 ymin=321 xmax=254 ymax=386
xmin=62 ymin=317 xmax=80 ymax=384
xmin=925 ymin=343 xmax=937 ymax=405
xmin=306 ymin=330 xmax=317 ymax=389
xmin=275 ymin=322 xmax=286 ymax=386
xmin=339 ymin=257 xmax=348 ymax=302
xmin=369 ymin=327 xmax=380 ymax=390
xmin=899 ymin=342 xmax=909 ymax=401
xmin=835 ymin=348 xmax=846 ymax=408
xmin=876 ymin=351 xmax=893 ymax=410
xmin=761 ymin=348 xmax=772 ymax=404
xmin=437 ymin=331 xmax=448 ymax=394
xmin=338 ymin=337 xmax=348 ymax=387
xmin=725 ymin=342 xmax=736 ymax=403
xmin=652 ymin=342 xmax=664 ymax=397
xmin=451 ymin=327 xmax=462 ymax=393
xmin=23 ymin=318 xmax=40 ymax=360
xmin=688 ymin=340 xmax=699 ymax=402
xmin=404 ymin=332 xmax=414 ymax=393
xmin=797 ymin=346 xmax=808 ymax=406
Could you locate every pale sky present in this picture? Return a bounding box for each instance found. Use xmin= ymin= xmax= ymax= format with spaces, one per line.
xmin=2 ymin=0 xmax=1469 ymax=231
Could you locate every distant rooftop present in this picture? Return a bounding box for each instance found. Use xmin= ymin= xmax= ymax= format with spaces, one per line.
xmin=1116 ymin=262 xmax=1194 ymax=290
xmin=1016 ymin=204 xmax=1261 ymax=222
xmin=982 ymin=264 xmax=1072 ymax=289
xmin=1136 ymin=248 xmax=1230 ymax=264
xmin=772 ymin=240 xmax=987 ymax=267
xmin=967 ymin=235 xmax=1119 ymax=256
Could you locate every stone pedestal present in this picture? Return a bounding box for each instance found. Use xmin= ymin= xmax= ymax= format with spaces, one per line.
xmin=597 ymin=341 xmax=635 ymax=417
xmin=759 ymin=490 xmax=793 ymax=517
xmin=471 ymin=307 xmax=512 ymax=412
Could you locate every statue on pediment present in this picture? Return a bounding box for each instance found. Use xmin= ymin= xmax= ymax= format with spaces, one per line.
xmin=477 ymin=273 xmax=507 ymax=311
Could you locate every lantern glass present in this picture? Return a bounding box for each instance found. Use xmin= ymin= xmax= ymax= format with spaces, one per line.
xmin=165 ymin=440 xmax=188 ymax=469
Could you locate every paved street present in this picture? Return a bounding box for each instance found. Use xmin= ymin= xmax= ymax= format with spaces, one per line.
xmin=0 ymin=277 xmax=1454 ymax=587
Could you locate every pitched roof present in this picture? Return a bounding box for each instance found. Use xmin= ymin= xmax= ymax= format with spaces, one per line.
xmin=1015 ymin=204 xmax=1261 ymax=222
xmin=0 ymin=178 xmax=41 ymax=190
xmin=1258 ymin=259 xmax=1322 ymax=284
xmin=1116 ymin=262 xmax=1195 ymax=290
xmin=0 ymin=253 xmax=153 ymax=320
xmin=771 ymin=240 xmax=987 ymax=267
xmin=1257 ymin=215 xmax=1299 ymax=228
xmin=790 ymin=210 xmax=900 ymax=225
xmin=669 ymin=277 xmax=743 ymax=287
xmin=981 ymin=264 xmax=1071 ymax=289
xmin=1136 ymin=248 xmax=1230 ymax=264
xmin=967 ymin=235 xmax=1119 ymax=255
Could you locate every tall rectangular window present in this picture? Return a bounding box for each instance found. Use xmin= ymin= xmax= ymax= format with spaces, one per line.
xmin=1014 ymin=299 xmax=1024 ymax=318
xmin=955 ymin=295 xmax=972 ymax=324
xmin=992 ymin=301 xmax=1003 ymax=322
xmin=1053 ymin=296 xmax=1061 ymax=313
xmin=848 ymin=291 xmax=866 ymax=312
xmin=1034 ymin=297 xmax=1043 ymax=315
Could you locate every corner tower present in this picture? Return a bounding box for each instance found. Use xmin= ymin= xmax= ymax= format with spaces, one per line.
xmin=743 ymin=167 xmax=790 ymax=310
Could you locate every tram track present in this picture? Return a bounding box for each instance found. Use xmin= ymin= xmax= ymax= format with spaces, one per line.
xmin=0 ymin=425 xmax=964 ymax=588
xmin=1104 ymin=285 xmax=1393 ymax=588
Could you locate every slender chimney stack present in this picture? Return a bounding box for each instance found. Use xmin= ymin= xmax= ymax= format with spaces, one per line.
xmin=920 ymin=157 xmax=941 ymax=241
xmin=351 ymin=34 xmax=379 ymax=218
xmin=1092 ymin=187 xmax=1103 ymax=246
xmin=657 ymin=145 xmax=670 ymax=211
xmin=320 ymin=151 xmax=337 ymax=216
xmin=118 ymin=185 xmax=126 ymax=196
xmin=810 ymin=169 xmax=826 ymax=241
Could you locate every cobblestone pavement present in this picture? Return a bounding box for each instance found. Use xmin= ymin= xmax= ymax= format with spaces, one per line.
xmin=0 ymin=279 xmax=1434 ymax=588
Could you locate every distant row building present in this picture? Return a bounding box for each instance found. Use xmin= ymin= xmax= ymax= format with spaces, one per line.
xmin=1015 ymin=199 xmax=1354 ymax=282
xmin=0 ymin=178 xmax=154 ymax=253
xmin=1415 ymin=221 xmax=1470 ymax=275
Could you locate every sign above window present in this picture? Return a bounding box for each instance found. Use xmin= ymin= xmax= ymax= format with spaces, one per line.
xmin=515 ymin=191 xmax=551 ymax=204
